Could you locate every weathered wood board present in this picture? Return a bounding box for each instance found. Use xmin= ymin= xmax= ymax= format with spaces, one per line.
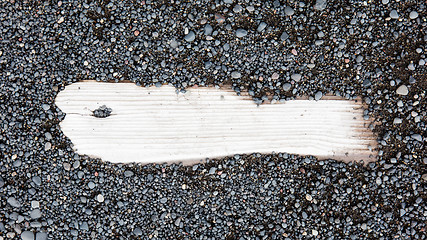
xmin=55 ymin=81 xmax=377 ymax=165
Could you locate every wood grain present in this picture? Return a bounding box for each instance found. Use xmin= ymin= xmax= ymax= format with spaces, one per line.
xmin=55 ymin=81 xmax=377 ymax=165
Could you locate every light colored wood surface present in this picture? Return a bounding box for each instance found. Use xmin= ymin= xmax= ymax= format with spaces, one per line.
xmin=55 ymin=81 xmax=377 ymax=165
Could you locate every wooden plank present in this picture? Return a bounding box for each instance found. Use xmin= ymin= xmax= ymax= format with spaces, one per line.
xmin=55 ymin=81 xmax=377 ymax=165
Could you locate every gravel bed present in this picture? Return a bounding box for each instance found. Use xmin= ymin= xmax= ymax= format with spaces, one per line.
xmin=0 ymin=0 xmax=425 ymax=239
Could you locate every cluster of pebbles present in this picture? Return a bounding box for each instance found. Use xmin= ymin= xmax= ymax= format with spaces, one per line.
xmin=0 ymin=0 xmax=425 ymax=239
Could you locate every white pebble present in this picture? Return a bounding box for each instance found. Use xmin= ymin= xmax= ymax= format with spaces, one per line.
xmin=396 ymin=85 xmax=408 ymax=95
xmin=312 ymin=229 xmax=319 ymax=236
xmin=31 ymin=201 xmax=40 ymax=209
xmin=96 ymin=194 xmax=104 ymax=203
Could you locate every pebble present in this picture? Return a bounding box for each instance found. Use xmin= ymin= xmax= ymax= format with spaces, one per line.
xmin=257 ymin=22 xmax=267 ymax=32
xmin=233 ymin=4 xmax=243 ymax=13
xmin=44 ymin=142 xmax=51 ymax=151
xmin=235 ymin=29 xmax=248 ymax=38
xmin=80 ymin=222 xmax=89 ymax=231
xmin=124 ymin=171 xmax=134 ymax=177
xmin=223 ymin=43 xmax=230 ymax=51
xmin=312 ymin=229 xmax=319 ymax=236
xmin=409 ymin=11 xmax=418 ymax=19
xmin=280 ymin=31 xmax=289 ymax=41
xmin=45 ymin=132 xmax=52 ymax=140
xmin=88 ymin=181 xmax=96 ymax=189
xmin=160 ymin=197 xmax=167 ymax=204
xmin=291 ymin=73 xmax=302 ymax=82
xmin=314 ymin=91 xmax=323 ymax=101
xmin=411 ymin=134 xmax=422 ymax=142
xmin=284 ymin=6 xmax=295 ymax=16
xmin=73 ymin=160 xmax=80 ymax=169
xmin=31 ymin=201 xmax=40 ymax=209
xmin=57 ymin=16 xmax=64 ymax=24
xmin=170 ymin=40 xmax=179 ymax=48
xmin=35 ymin=232 xmax=48 ymax=240
xmin=30 ymin=209 xmax=42 ymax=219
xmin=204 ymin=24 xmax=213 ymax=36
xmin=32 ymin=176 xmax=41 ymax=186
xmin=133 ymin=228 xmax=142 ymax=236
xmin=7 ymin=197 xmax=21 ymax=208
xmin=0 ymin=176 xmax=4 ymax=188
xmin=231 ymin=71 xmax=241 ymax=79
xmin=96 ymin=194 xmax=105 ymax=203
xmin=215 ymin=13 xmax=225 ymax=24
xmin=271 ymin=72 xmax=279 ymax=80
xmin=363 ymin=79 xmax=371 ymax=88
xmin=314 ymin=0 xmax=327 ymax=11
xmin=63 ymin=162 xmax=71 ymax=171
xmin=291 ymin=49 xmax=298 ymax=55
xmin=184 ymin=31 xmax=196 ymax=42
xmin=41 ymin=104 xmax=50 ymax=111
xmin=376 ymin=177 xmax=382 ymax=185
xmin=390 ymin=10 xmax=399 ymax=19
xmin=396 ymin=85 xmax=408 ymax=95
xmin=315 ymin=40 xmax=324 ymax=46
xmin=306 ymin=194 xmax=313 ymax=201
xmin=283 ymin=83 xmax=292 ymax=91
xmin=393 ymin=118 xmax=402 ymax=124
xmin=21 ymin=231 xmax=34 ymax=240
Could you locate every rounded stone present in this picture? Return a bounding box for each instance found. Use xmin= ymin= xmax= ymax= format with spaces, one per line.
xmin=32 ymin=176 xmax=41 ymax=186
xmin=396 ymin=85 xmax=408 ymax=95
xmin=7 ymin=197 xmax=21 ymax=208
xmin=88 ymin=182 xmax=96 ymax=189
xmin=291 ymin=73 xmax=302 ymax=82
xmin=96 ymin=194 xmax=105 ymax=203
xmin=21 ymin=231 xmax=34 ymax=240
xmin=133 ymin=227 xmax=143 ymax=236
xmin=231 ymin=71 xmax=241 ymax=79
xmin=235 ymin=29 xmax=248 ymax=38
xmin=284 ymin=6 xmax=295 ymax=16
xmin=35 ymin=232 xmax=48 ymax=240
xmin=184 ymin=31 xmax=196 ymax=42
xmin=283 ymin=83 xmax=292 ymax=91
xmin=124 ymin=170 xmax=134 ymax=177
xmin=30 ymin=209 xmax=42 ymax=219
xmin=204 ymin=24 xmax=213 ymax=35
xmin=409 ymin=11 xmax=418 ymax=19
xmin=390 ymin=10 xmax=399 ymax=19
